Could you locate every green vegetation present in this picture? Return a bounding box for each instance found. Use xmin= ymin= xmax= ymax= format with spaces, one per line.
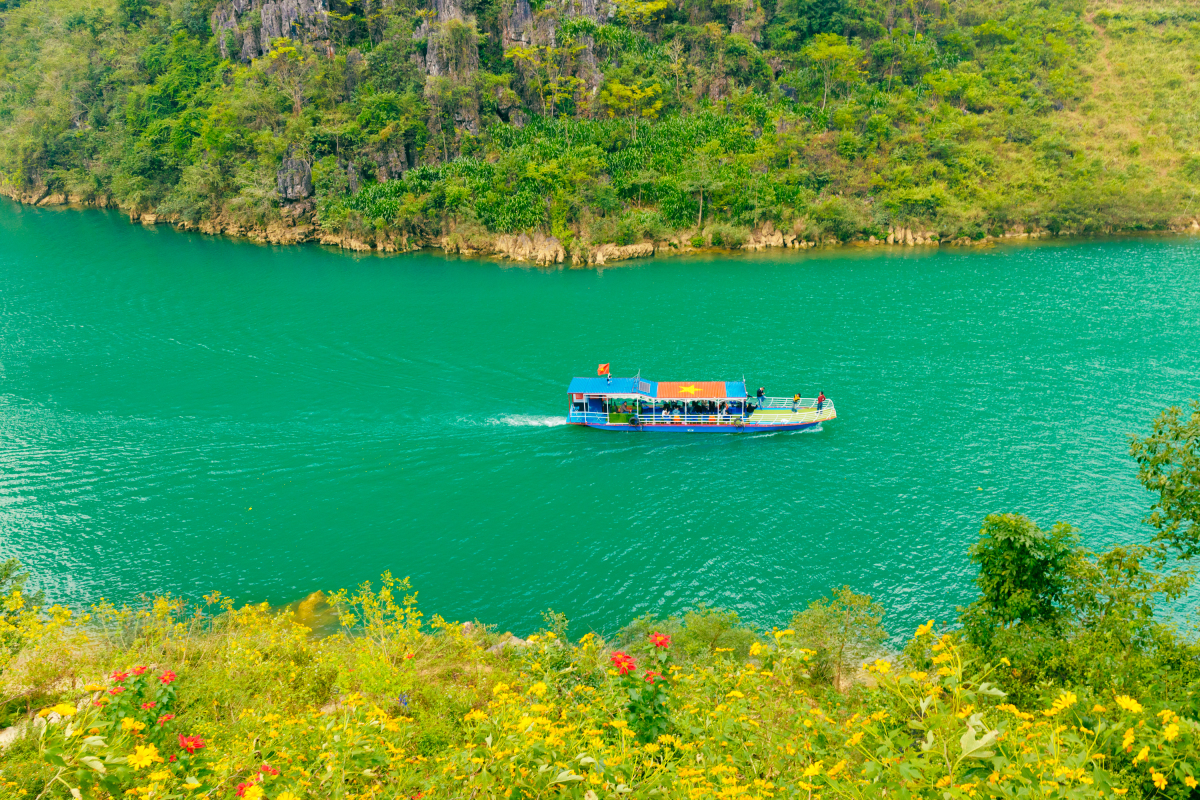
xmin=2 ymin=0 xmax=1200 ymax=255
xmin=2 ymin=402 xmax=1199 ymax=798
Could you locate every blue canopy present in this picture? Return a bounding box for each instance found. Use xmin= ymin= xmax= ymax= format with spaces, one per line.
xmin=568 ymin=377 xmax=746 ymax=398
xmin=568 ymin=377 xmax=654 ymax=395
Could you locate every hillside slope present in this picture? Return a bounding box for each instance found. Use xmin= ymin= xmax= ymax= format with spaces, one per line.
xmin=1 ymin=0 xmax=1199 ymax=261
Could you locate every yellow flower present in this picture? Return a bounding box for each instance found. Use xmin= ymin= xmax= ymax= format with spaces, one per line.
xmin=1091 ymin=704 xmax=1107 ymax=713
xmin=1134 ymin=746 xmax=1149 ymax=764
xmin=1114 ymin=695 xmax=1143 ymax=714
xmin=1121 ymin=728 xmax=1135 ymax=749
xmin=937 ymin=666 xmax=954 ymax=676
xmin=47 ymin=703 xmax=77 ymax=717
xmin=1152 ymin=771 xmax=1167 ymax=790
xmin=492 ymin=683 xmax=510 ymax=695
xmin=802 ymin=761 xmax=823 ymax=777
xmin=908 ymin=671 xmax=928 ymax=682
xmin=128 ymin=744 xmax=163 ymax=769
xmin=748 ymin=642 xmax=763 ymax=657
xmin=242 ymin=786 xmax=264 ymax=800
xmin=1044 ymin=691 xmax=1077 ymax=716
xmin=871 ymin=659 xmax=891 ymax=674
xmin=526 ymin=682 xmax=548 ymax=698
xmin=148 ymin=770 xmax=171 ymax=781
xmin=726 ymin=690 xmax=745 ymax=699
xmin=1163 ymin=723 xmax=1180 ymax=742
xmin=643 ymin=742 xmax=661 ymax=754
xmin=278 ymin=793 xmax=300 ymax=800
xmin=1184 ymin=776 xmax=1198 ymax=789
xmin=463 ymin=709 xmax=487 ymax=723
xmin=915 ymin=620 xmax=934 ymax=637
xmin=931 ymin=652 xmax=953 ymax=664
xmin=827 ymin=760 xmax=846 ymax=778
xmin=83 ymin=683 xmax=106 ymax=691
xmin=121 ymin=717 xmax=146 ymax=732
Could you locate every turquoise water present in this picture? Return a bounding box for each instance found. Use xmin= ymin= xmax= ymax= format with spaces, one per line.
xmin=2 ymin=201 xmax=1199 ymax=636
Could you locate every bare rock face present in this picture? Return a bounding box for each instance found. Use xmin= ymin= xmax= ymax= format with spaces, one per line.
xmin=493 ymin=233 xmax=565 ymax=265
xmin=501 ymin=0 xmax=534 ymax=48
xmin=276 ymin=156 xmax=313 ymax=200
xmin=587 ymin=242 xmax=655 ymax=265
xmin=211 ymin=0 xmax=330 ymax=61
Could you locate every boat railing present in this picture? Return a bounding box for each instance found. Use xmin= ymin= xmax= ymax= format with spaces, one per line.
xmin=567 ymin=399 xmax=836 ymax=427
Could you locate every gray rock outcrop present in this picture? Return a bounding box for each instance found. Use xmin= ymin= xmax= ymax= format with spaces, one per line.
xmin=276 ymin=156 xmax=312 ymax=200
xmin=211 ymin=0 xmax=331 ymax=61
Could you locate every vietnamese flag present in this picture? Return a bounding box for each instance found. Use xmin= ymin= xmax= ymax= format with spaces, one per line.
xmin=597 ymin=363 xmax=610 ymax=376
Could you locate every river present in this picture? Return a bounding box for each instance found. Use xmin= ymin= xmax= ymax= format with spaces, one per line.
xmin=2 ymin=200 xmax=1199 ymax=635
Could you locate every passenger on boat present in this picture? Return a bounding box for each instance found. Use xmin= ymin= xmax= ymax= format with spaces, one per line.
xmin=792 ymin=393 xmax=801 ymax=412
xmin=756 ymin=387 xmax=765 ymax=407
xmin=817 ymin=391 xmax=826 ymax=411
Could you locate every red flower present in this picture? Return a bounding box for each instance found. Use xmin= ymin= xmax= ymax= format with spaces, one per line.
xmin=110 ymin=670 xmax=129 ymax=683
xmin=141 ymin=702 xmax=156 ymax=710
xmin=108 ymin=687 xmax=125 ymax=695
xmin=178 ymin=734 xmax=206 ymax=754
xmin=159 ymin=670 xmax=177 ymax=684
xmin=131 ymin=666 xmax=148 ymax=676
xmin=92 ymin=700 xmax=104 ymax=707
xmin=157 ymin=714 xmax=176 ymax=725
xmin=611 ymin=651 xmax=637 ymax=675
xmin=649 ymin=632 xmax=672 ymax=649
xmin=169 ymin=755 xmax=177 ymax=762
xmin=405 ymin=653 xmax=414 ymax=660
xmin=235 ymin=782 xmax=254 ymax=797
xmin=644 ymin=670 xmax=663 ymax=684
xmin=259 ymin=764 xmax=280 ymax=776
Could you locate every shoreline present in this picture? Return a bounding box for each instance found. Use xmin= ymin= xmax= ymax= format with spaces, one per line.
xmin=5 ymin=189 xmax=1200 ymax=267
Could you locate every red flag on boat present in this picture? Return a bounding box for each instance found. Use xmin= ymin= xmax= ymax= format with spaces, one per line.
xmin=597 ymin=363 xmax=610 ymax=376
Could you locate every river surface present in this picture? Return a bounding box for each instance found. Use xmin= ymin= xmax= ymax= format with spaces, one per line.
xmin=2 ymin=201 xmax=1199 ymax=636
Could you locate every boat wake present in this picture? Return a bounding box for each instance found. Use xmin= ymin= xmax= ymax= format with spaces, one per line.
xmin=482 ymin=414 xmax=569 ymax=428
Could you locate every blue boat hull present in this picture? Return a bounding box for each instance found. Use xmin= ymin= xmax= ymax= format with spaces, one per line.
xmin=569 ymin=421 xmax=822 ymax=433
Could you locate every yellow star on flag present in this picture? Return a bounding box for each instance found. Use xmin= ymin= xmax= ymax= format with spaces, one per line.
xmin=679 ymin=385 xmax=698 ymax=395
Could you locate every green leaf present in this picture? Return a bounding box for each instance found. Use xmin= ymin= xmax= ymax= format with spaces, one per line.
xmin=959 ymin=724 xmax=999 ymax=759
xmin=553 ymin=770 xmax=584 ymax=783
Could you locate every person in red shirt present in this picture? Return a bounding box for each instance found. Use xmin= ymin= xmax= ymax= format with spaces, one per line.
xmin=817 ymin=391 xmax=826 ymax=411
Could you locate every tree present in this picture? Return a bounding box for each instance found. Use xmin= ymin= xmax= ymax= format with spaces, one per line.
xmin=1130 ymin=399 xmax=1200 ymax=560
xmin=598 ymin=80 xmax=663 ymax=139
xmin=960 ymin=514 xmax=1081 ymax=639
xmin=802 ymin=33 xmax=864 ymax=109
xmin=790 ymin=586 xmax=887 ymax=690
xmin=263 ymin=38 xmax=316 ymax=117
xmin=679 ymin=150 xmax=723 ymax=230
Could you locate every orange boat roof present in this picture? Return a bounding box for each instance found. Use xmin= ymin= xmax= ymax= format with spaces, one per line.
xmin=656 ymin=381 xmax=728 ymax=399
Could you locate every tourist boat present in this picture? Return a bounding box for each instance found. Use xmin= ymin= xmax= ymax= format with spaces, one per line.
xmin=567 ymin=369 xmax=836 ymax=433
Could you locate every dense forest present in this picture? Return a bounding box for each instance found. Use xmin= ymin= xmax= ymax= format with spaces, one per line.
xmin=2 ymin=0 xmax=1200 ymax=260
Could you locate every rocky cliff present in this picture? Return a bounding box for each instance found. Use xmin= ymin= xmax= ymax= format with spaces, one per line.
xmin=211 ymin=0 xmax=331 ymax=61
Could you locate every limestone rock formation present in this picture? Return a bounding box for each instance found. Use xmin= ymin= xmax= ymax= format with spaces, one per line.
xmin=211 ymin=0 xmax=331 ymax=61
xmin=276 ymin=156 xmax=313 ymax=200
xmin=493 ymin=233 xmax=565 ymax=265
xmin=586 ymin=242 xmax=655 ymax=265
